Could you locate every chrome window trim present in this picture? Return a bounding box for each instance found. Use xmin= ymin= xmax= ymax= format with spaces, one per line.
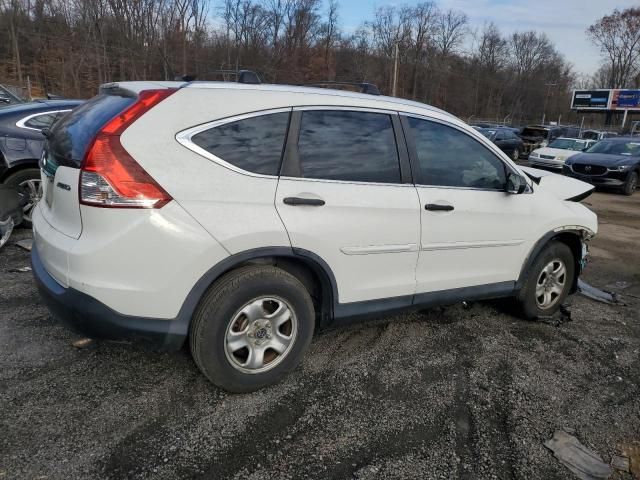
xmin=175 ymin=107 xmax=292 ymax=179
xmin=16 ymin=109 xmax=71 ymax=131
xmin=278 ymin=175 xmax=415 ymax=188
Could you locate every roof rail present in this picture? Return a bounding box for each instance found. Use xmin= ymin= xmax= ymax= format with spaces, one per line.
xmin=178 ymin=69 xmax=261 ymax=85
xmin=304 ymin=81 xmax=381 ymax=96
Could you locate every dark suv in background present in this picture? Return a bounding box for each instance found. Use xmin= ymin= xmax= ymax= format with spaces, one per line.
xmin=563 ymin=137 xmax=640 ymax=195
xmin=0 ymin=99 xmax=82 ymax=225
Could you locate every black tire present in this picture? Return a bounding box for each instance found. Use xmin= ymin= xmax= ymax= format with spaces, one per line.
xmin=622 ymin=171 xmax=638 ymax=196
xmin=4 ymin=167 xmax=41 ymax=227
xmin=190 ymin=265 xmax=315 ymax=392
xmin=516 ymin=241 xmax=575 ymax=320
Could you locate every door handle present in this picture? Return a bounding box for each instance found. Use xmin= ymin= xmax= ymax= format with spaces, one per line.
xmin=425 ymin=203 xmax=454 ymax=211
xmin=283 ymin=197 xmax=325 ymax=206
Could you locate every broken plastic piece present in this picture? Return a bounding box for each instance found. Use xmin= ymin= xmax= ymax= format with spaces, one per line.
xmin=577 ymin=279 xmax=618 ymax=304
xmin=544 ymin=430 xmax=612 ymax=480
xmin=72 ymin=338 xmax=96 ymax=349
xmin=15 ymin=238 xmax=33 ymax=252
xmin=8 ymin=266 xmax=31 ymax=273
xmin=610 ymin=455 xmax=629 ymax=473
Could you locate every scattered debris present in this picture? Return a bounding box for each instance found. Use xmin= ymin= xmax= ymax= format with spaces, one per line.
xmin=577 ymin=279 xmax=620 ymax=305
xmin=15 ymin=238 xmax=33 ymax=252
xmin=8 ymin=266 xmax=31 ymax=273
xmin=610 ymin=455 xmax=629 ymax=473
xmin=539 ymin=304 xmax=572 ymax=327
xmin=72 ymin=338 xmax=96 ymax=349
xmin=620 ymin=442 xmax=640 ymax=478
xmin=605 ymin=281 xmax=631 ymax=291
xmin=544 ymin=430 xmax=612 ymax=480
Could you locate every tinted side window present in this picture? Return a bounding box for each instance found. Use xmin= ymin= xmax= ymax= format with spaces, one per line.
xmin=192 ymin=112 xmax=289 ymax=176
xmin=408 ymin=117 xmax=506 ymax=190
xmin=297 ymin=110 xmax=400 ymax=183
xmin=24 ymin=113 xmax=57 ymax=129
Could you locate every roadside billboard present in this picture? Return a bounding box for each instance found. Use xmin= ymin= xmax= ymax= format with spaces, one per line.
xmin=610 ymin=89 xmax=640 ymax=110
xmin=571 ymin=90 xmax=611 ymax=110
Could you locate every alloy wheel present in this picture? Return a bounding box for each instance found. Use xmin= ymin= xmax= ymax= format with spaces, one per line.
xmin=18 ymin=178 xmax=42 ymax=223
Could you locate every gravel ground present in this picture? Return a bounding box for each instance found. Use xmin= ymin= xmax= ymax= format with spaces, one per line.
xmin=1 ymin=191 xmax=639 ymax=480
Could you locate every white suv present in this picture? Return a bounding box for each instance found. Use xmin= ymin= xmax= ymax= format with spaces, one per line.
xmin=32 ymin=81 xmax=597 ymax=392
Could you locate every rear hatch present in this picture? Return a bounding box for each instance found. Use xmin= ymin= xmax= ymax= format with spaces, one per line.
xmin=40 ymin=92 xmax=136 ymax=238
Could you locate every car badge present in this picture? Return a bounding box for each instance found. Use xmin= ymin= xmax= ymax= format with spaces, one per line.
xmin=585 ymin=165 xmax=591 ymax=172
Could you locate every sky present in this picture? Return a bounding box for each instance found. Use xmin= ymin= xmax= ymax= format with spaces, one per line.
xmin=337 ymin=0 xmax=639 ymax=76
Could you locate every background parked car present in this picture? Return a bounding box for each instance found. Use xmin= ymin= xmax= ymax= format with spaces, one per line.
xmin=0 ymin=99 xmax=83 ymax=225
xmin=563 ymin=137 xmax=640 ymax=195
xmin=477 ymin=127 xmax=524 ymax=160
xmin=528 ymin=137 xmax=597 ymax=170
xmin=581 ymin=129 xmax=618 ymax=141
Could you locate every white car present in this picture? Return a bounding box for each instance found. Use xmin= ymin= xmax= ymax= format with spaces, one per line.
xmin=32 ymin=80 xmax=597 ymax=392
xmin=528 ymin=137 xmax=597 ymax=170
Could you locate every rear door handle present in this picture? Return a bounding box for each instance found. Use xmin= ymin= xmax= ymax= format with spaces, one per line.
xmin=283 ymin=197 xmax=325 ymax=206
xmin=425 ymin=203 xmax=454 ymax=211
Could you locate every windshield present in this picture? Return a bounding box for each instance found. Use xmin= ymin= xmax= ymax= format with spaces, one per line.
xmin=521 ymin=127 xmax=548 ymax=138
xmin=585 ymin=140 xmax=640 ymax=156
xmin=548 ymin=138 xmax=590 ymax=151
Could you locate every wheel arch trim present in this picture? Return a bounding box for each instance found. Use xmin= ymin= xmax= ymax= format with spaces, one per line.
xmin=515 ymin=227 xmax=589 ymax=293
xmin=171 ymin=247 xmax=340 ymax=343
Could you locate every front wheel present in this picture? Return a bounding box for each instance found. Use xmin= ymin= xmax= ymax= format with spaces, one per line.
xmin=622 ymin=171 xmax=638 ymax=196
xmin=516 ymin=241 xmax=575 ymax=320
xmin=190 ymin=265 xmax=315 ymax=392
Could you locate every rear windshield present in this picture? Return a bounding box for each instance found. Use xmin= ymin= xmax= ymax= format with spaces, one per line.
xmin=46 ymin=93 xmax=135 ymax=168
xmin=521 ymin=128 xmax=549 ymax=138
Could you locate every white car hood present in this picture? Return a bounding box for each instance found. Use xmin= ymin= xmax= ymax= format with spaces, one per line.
xmin=532 ymin=147 xmax=581 ymax=159
xmin=519 ymin=166 xmax=594 ymax=201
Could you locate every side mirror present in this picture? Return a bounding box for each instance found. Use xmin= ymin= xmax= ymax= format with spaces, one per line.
xmin=506 ymin=172 xmax=527 ymax=194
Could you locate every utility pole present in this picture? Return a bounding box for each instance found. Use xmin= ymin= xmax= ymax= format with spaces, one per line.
xmin=541 ymin=82 xmax=556 ymax=124
xmin=392 ymin=41 xmax=399 ymax=97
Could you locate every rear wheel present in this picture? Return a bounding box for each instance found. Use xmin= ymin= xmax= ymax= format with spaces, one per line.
xmin=190 ymin=265 xmax=315 ymax=392
xmin=622 ymin=171 xmax=638 ymax=196
xmin=516 ymin=241 xmax=575 ymax=320
xmin=4 ymin=168 xmax=42 ymax=227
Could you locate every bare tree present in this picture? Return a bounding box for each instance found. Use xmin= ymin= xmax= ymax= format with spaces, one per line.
xmin=587 ymin=7 xmax=640 ymax=88
xmin=434 ymin=9 xmax=467 ymax=57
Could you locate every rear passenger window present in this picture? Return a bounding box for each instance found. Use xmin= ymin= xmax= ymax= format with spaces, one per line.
xmin=192 ymin=112 xmax=289 ymax=176
xmin=408 ymin=117 xmax=506 ymax=190
xmin=23 ymin=113 xmax=57 ymax=129
xmin=297 ymin=110 xmax=401 ymax=183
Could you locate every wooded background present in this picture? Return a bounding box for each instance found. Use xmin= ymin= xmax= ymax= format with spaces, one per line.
xmin=1 ymin=1 xmax=638 ymax=127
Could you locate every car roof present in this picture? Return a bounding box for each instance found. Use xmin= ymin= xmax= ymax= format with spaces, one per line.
xmin=0 ymin=99 xmax=83 ymax=116
xmin=600 ymin=136 xmax=640 ymax=142
xmin=105 ymin=80 xmax=459 ymax=123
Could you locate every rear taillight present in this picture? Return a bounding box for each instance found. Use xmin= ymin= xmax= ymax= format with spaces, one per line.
xmin=80 ymin=89 xmax=175 ymax=208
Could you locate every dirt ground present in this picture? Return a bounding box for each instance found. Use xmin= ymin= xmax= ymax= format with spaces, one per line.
xmin=1 ymin=192 xmax=639 ymax=480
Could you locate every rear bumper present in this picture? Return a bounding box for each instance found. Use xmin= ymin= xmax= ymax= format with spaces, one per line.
xmin=31 ymin=244 xmax=187 ymax=350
